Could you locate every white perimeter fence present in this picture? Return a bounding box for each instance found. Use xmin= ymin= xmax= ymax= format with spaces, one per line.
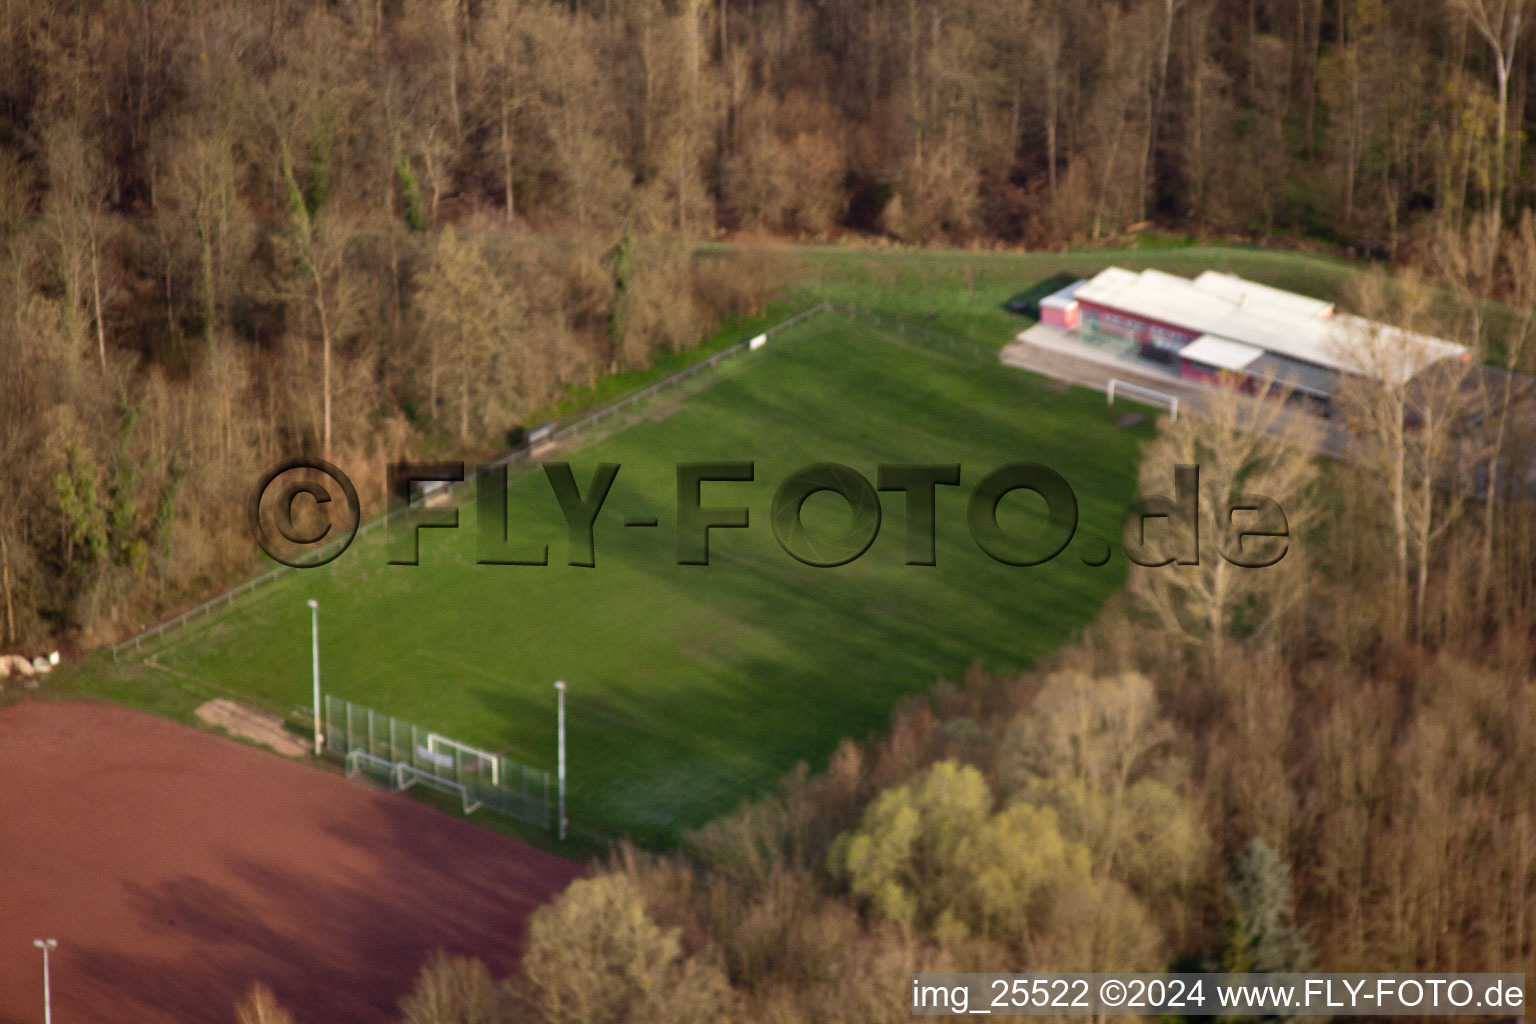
xmin=110 ymin=300 xmax=834 ymax=659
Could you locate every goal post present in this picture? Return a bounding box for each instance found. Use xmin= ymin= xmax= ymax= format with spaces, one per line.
xmin=425 ymin=733 xmax=500 ymax=786
xmin=344 ymin=748 xmax=398 ymax=784
xmin=324 ymin=694 xmax=551 ymax=829
xmin=345 ymin=749 xmax=483 ymax=814
xmin=394 ymin=762 xmax=483 ymax=815
xmin=1107 ymin=378 xmax=1179 ymax=419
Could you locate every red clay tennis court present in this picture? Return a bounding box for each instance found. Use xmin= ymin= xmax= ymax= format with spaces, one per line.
xmin=0 ymin=699 xmax=582 ymax=1024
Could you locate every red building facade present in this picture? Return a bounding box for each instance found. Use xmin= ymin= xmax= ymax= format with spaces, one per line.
xmin=1077 ymin=298 xmax=1202 ymax=363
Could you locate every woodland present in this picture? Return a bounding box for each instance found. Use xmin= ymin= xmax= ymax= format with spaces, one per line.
xmin=1 ymin=4 xmax=1534 ymax=1017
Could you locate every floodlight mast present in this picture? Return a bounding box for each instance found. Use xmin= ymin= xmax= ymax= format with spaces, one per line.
xmin=308 ymin=599 xmax=321 ymax=755
xmin=555 ymin=681 xmax=567 ymax=840
xmin=32 ymin=938 xmax=57 ymax=1024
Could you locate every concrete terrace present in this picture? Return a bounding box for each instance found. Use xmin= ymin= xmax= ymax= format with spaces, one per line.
xmin=1004 ymin=322 xmax=1355 ymax=459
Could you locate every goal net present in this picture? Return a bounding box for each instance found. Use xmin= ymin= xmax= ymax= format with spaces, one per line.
xmin=324 ymin=694 xmax=550 ymax=828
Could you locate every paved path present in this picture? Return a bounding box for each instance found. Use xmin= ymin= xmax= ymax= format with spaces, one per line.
xmin=1003 ymin=324 xmax=1356 ymax=460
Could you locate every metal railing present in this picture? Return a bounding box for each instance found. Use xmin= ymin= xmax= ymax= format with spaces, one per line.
xmin=493 ymin=300 xmax=832 ymax=455
xmin=112 ymin=563 xmax=297 ymax=658
xmin=110 ymin=300 xmax=835 ymax=660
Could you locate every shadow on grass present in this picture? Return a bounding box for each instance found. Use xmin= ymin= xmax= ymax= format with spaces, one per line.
xmin=1002 ymin=271 xmax=1083 ymax=319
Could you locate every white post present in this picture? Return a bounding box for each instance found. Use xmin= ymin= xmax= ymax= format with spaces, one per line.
xmin=555 ymin=680 xmax=567 ymax=840
xmin=308 ymin=599 xmax=322 ymax=756
xmin=33 ymin=938 xmax=56 ymax=1024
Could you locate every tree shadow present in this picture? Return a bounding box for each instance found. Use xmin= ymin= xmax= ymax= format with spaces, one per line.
xmin=65 ymin=793 xmax=582 ymax=1024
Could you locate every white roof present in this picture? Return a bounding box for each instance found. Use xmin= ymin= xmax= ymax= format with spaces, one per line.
xmin=1085 ymin=266 xmax=1141 ymax=293
xmin=1073 ymin=266 xmax=1466 ymax=383
xmin=1192 ymin=270 xmax=1335 ymax=319
xmin=1040 ymin=280 xmax=1085 ymax=311
xmin=1178 ymin=334 xmax=1266 ymax=371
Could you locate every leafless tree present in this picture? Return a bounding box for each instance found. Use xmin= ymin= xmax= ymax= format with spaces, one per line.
xmin=1128 ymin=379 xmax=1323 ymax=673
xmin=43 ymin=120 xmax=111 ymax=374
xmin=1332 ymin=269 xmax=1473 ymax=639
xmin=1451 ymin=0 xmax=1533 ymax=219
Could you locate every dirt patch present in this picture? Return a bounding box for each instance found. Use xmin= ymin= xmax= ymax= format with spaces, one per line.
xmin=195 ymin=698 xmax=310 ymax=758
xmin=0 ymin=700 xmax=583 ymax=1024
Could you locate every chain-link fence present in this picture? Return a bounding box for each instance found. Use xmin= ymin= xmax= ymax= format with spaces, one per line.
xmin=325 ymin=694 xmax=551 ymax=827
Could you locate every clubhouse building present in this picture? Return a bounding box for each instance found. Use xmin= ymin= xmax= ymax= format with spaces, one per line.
xmin=1038 ymin=267 xmax=1468 ymax=403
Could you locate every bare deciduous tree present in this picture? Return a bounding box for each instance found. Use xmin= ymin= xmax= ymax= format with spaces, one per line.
xmin=415 ymin=229 xmax=528 ymax=441
xmin=43 ymin=120 xmax=111 ymax=374
xmin=1332 ymin=269 xmax=1473 ymax=639
xmin=1451 ymin=0 xmax=1533 ymax=219
xmin=399 ymin=951 xmax=508 ymax=1024
xmin=1128 ymin=380 xmax=1323 ymax=672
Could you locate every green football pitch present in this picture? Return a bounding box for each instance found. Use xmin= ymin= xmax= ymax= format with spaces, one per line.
xmin=104 ymin=313 xmax=1152 ymax=844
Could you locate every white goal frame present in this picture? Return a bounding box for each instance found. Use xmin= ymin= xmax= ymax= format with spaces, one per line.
xmin=1107 ymin=378 xmax=1179 ymax=419
xmin=426 ymin=732 xmax=500 ymax=786
xmin=346 ymin=749 xmax=483 ymax=814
